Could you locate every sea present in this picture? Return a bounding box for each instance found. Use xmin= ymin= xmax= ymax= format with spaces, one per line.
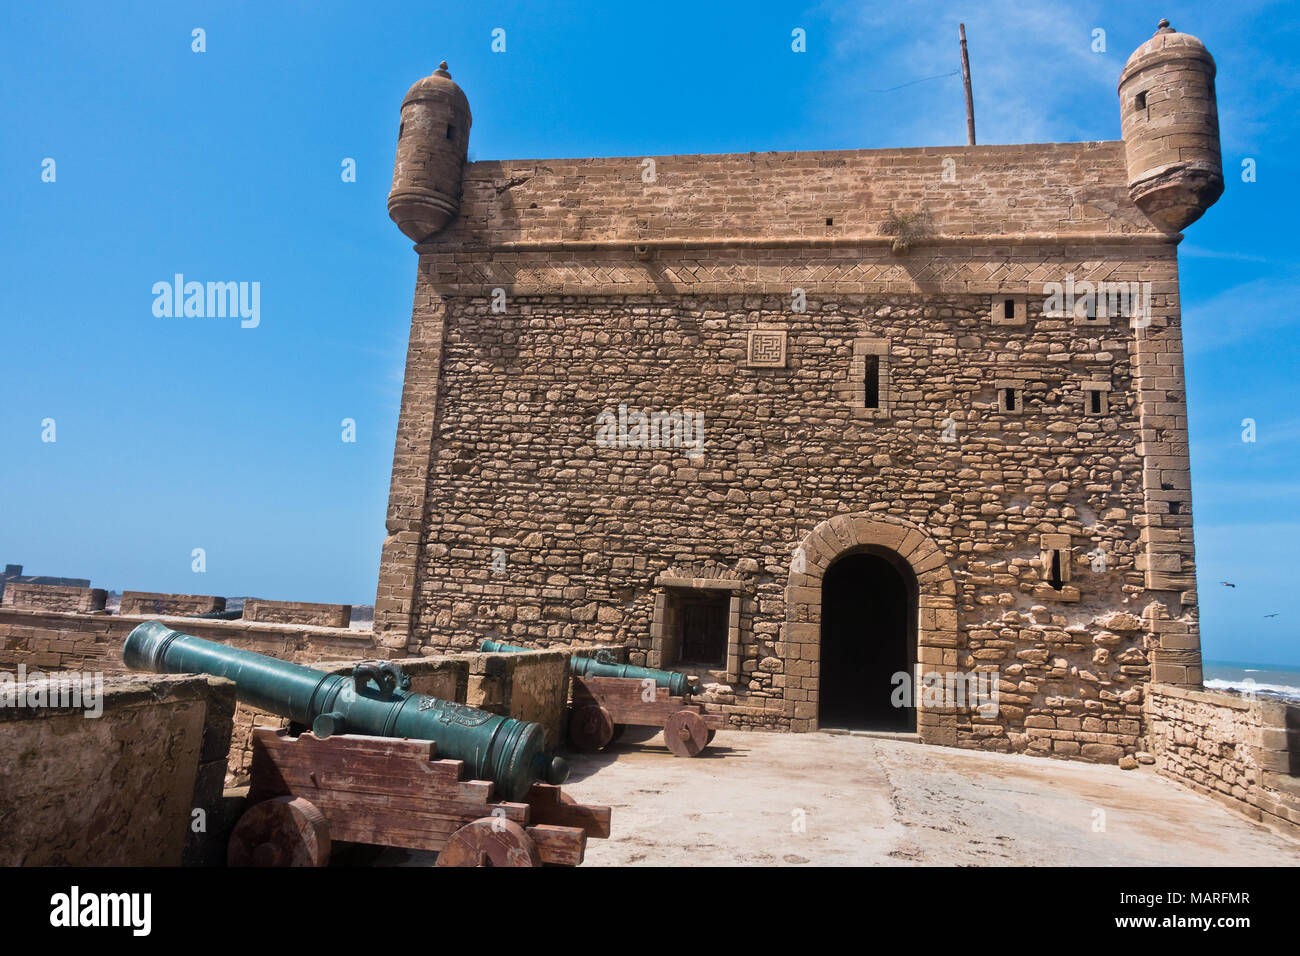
xmin=1203 ymin=661 xmax=1300 ymax=701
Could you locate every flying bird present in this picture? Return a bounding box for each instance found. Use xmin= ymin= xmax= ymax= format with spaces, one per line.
xmin=1264 ymin=613 xmax=1279 ymax=618
xmin=1220 ymin=581 xmax=1236 ymax=588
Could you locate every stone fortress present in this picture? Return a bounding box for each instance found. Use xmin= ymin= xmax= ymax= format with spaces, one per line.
xmin=373 ymin=20 xmax=1222 ymax=759
xmin=3 ymin=20 xmax=1297 ymax=864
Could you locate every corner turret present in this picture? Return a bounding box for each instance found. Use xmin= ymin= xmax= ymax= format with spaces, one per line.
xmin=387 ymin=62 xmax=472 ymax=242
xmin=1118 ymin=20 xmax=1223 ymax=232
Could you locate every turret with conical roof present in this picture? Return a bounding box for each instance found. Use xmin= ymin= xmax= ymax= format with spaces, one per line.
xmin=388 ymin=62 xmax=472 ymax=242
xmin=1118 ymin=19 xmax=1223 ymax=232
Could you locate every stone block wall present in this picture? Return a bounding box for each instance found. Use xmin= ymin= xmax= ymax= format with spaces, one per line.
xmin=1 ymin=582 xmax=106 ymax=613
xmin=463 ymin=648 xmax=571 ymax=748
xmin=381 ymin=275 xmax=1192 ymax=761
xmin=370 ymin=129 xmax=1211 ymax=767
xmin=0 ymin=673 xmax=235 ymax=866
xmin=0 ymin=606 xmax=374 ymax=678
xmin=243 ymin=597 xmax=352 ymax=628
xmin=1146 ymin=683 xmax=1300 ymax=836
xmin=119 ymin=591 xmax=225 ymax=616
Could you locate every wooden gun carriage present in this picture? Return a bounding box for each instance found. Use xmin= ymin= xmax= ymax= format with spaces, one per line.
xmin=567 ymin=674 xmax=726 ymax=757
xmin=227 ymin=728 xmax=611 ymax=867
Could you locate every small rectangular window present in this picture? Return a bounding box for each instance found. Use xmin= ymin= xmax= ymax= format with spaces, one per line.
xmin=1083 ymin=383 xmax=1110 ymax=416
xmin=992 ymin=295 xmax=1026 ymax=325
xmin=1041 ymin=534 xmax=1072 ymax=592
xmin=863 ymin=354 xmax=880 ymax=409
xmin=849 ymin=337 xmax=889 ymax=416
xmin=995 ymin=380 xmax=1023 ymax=413
xmin=1135 ymin=91 xmax=1147 ymax=111
xmin=446 ymin=124 xmax=455 ymax=140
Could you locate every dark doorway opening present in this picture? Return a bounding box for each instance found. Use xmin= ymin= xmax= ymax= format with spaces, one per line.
xmin=819 ymin=551 xmax=916 ymax=731
xmin=675 ymin=590 xmax=728 ymax=668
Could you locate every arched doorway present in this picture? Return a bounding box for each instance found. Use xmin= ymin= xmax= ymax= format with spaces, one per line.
xmin=819 ymin=549 xmax=917 ymax=732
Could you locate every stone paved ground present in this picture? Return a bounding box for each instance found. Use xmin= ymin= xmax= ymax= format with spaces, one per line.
xmin=557 ymin=730 xmax=1300 ymax=866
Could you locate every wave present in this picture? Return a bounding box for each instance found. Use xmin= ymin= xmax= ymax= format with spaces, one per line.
xmin=1203 ymin=678 xmax=1300 ymax=700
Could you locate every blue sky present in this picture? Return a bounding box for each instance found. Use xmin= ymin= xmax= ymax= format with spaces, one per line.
xmin=1 ymin=1 xmax=1296 ymax=666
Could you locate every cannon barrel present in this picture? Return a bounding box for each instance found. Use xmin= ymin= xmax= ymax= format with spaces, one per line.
xmin=124 ymin=621 xmax=567 ymax=801
xmin=479 ymin=640 xmax=696 ymax=697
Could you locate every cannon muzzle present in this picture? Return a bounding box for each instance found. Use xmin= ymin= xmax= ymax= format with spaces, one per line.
xmin=479 ymin=640 xmax=697 ymax=698
xmin=125 ymin=621 xmax=567 ymax=800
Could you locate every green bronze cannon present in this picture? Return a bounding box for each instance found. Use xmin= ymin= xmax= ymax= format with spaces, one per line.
xmin=124 ymin=621 xmax=568 ymax=801
xmin=479 ymin=640 xmax=697 ymax=698
xmin=479 ymin=639 xmax=723 ymax=756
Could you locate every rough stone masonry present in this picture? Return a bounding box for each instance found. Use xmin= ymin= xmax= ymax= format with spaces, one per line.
xmin=372 ymin=22 xmax=1224 ymax=764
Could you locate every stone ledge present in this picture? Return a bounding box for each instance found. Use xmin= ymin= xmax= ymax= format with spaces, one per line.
xmin=119 ymin=591 xmax=225 ymax=617
xmin=242 ymin=598 xmax=351 ymax=628
xmin=654 ymin=574 xmax=747 ymax=592
xmin=0 ymin=583 xmax=106 ymax=613
xmin=1148 ymin=681 xmax=1255 ymax=711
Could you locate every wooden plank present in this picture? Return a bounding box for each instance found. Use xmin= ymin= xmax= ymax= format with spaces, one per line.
xmin=526 ymin=825 xmax=587 ymax=867
xmin=249 ymin=735 xmax=480 ymax=804
xmin=525 ymin=784 xmax=612 ymax=838
xmin=306 ymin=800 xmax=520 ymax=844
xmin=253 ymin=783 xmax=528 ymax=828
xmin=249 ymin=748 xmax=476 ymax=798
xmin=253 ymin=727 xmax=437 ymax=759
xmin=326 ymin=818 xmax=585 ymax=866
xmin=253 ymin=733 xmax=452 ymax=770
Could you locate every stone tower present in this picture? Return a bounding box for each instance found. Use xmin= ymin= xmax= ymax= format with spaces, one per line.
xmin=387 ymin=62 xmax=472 ymax=242
xmin=375 ymin=21 xmax=1223 ymax=764
xmin=1119 ymin=19 xmax=1224 ymax=232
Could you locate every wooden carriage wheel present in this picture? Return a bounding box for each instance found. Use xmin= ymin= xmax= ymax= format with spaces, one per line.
xmin=227 ymin=796 xmax=331 ymax=867
xmin=435 ymin=818 xmax=542 ymax=867
xmin=568 ymin=702 xmax=615 ymax=751
xmin=663 ymin=709 xmax=710 ymax=757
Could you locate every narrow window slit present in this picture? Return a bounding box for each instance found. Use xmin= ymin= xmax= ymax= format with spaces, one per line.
xmin=1049 ymin=551 xmax=1063 ymax=590
xmin=863 ymin=354 xmax=880 ymax=409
